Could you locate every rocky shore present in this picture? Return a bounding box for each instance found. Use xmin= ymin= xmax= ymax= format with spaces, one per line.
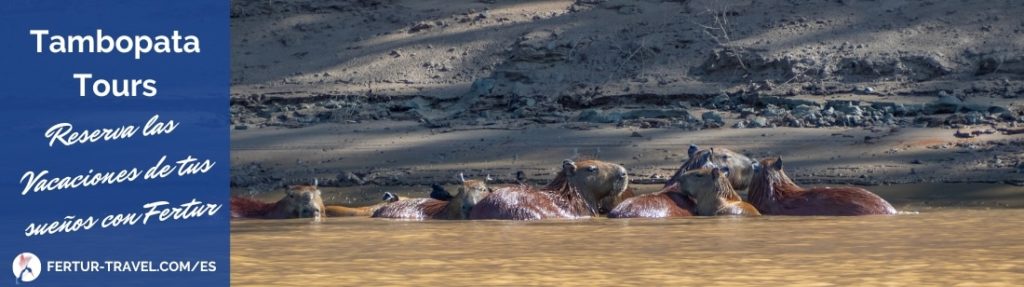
xmin=230 ymin=0 xmax=1024 ymax=198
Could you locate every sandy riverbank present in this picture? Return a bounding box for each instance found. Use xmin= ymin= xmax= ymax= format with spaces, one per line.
xmin=229 ymin=0 xmax=1024 ymax=203
xmin=231 ymin=120 xmax=1024 ymax=206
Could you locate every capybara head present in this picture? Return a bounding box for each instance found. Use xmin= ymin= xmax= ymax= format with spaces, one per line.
xmin=281 ymin=183 xmax=325 ymax=218
xmin=430 ymin=173 xmax=494 ymax=219
xmin=675 ymin=146 xmax=756 ymax=191
xmin=678 ymin=167 xmax=745 ymax=216
xmin=679 ymin=168 xmax=729 ymax=199
xmin=753 ymin=156 xmax=788 ymax=187
xmin=561 ymin=159 xmax=629 ymax=213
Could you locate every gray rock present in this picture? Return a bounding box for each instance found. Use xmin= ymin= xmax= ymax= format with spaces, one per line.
xmin=964 ymin=111 xmax=984 ymax=125
xmin=709 ymin=94 xmax=731 ymax=108
xmin=469 ymin=78 xmax=495 ymax=96
xmin=761 ymin=104 xmax=788 ymax=118
xmin=925 ymin=93 xmax=962 ymax=114
xmin=578 ymin=109 xmax=623 ymax=123
xmin=792 ymin=104 xmax=820 ymax=119
xmin=758 ymin=96 xmax=817 ymax=108
xmin=752 ymin=116 xmax=769 ymax=127
xmin=822 ymin=106 xmax=835 ymax=116
xmin=845 ymin=115 xmax=862 ymax=126
xmin=622 ymin=109 xmax=692 ymax=120
xmin=402 ymin=97 xmax=431 ymax=110
xmin=702 ymin=111 xmax=725 ymax=125
xmin=835 ymin=103 xmax=863 ymax=117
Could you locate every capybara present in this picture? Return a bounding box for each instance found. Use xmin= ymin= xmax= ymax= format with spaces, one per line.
xmin=748 ymin=157 xmax=896 ymax=216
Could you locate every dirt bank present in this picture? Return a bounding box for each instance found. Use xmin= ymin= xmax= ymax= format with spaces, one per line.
xmin=230 ymin=0 xmax=1024 ymax=197
xmin=231 ymin=120 xmax=1024 ymax=193
xmin=231 ymin=0 xmax=1023 ymax=128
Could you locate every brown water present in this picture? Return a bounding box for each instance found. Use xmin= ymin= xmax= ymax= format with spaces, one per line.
xmin=232 ymin=208 xmax=1024 ymax=286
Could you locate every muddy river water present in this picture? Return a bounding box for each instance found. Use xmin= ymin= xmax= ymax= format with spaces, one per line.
xmin=232 ymin=184 xmax=1023 ymax=286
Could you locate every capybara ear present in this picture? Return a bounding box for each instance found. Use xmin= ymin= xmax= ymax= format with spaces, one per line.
xmin=751 ymin=161 xmax=762 ymax=173
xmin=688 ymin=144 xmax=699 ymax=158
xmin=430 ymin=184 xmax=454 ymax=201
xmin=773 ymin=156 xmax=784 ymax=170
xmin=562 ymin=159 xmax=577 ymax=175
xmin=382 ymin=192 xmax=399 ymax=202
xmin=712 ymin=167 xmax=723 ymax=178
xmin=515 ymin=170 xmax=526 ymax=183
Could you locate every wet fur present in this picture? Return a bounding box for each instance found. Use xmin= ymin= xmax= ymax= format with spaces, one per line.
xmin=607 ymin=183 xmax=695 ymax=218
xmin=324 ymin=201 xmax=393 ymax=217
xmin=666 ymin=147 xmax=756 ymax=191
xmin=600 ymin=187 xmax=637 ymax=214
xmin=373 ymin=180 xmax=490 ymax=220
xmin=230 ymin=196 xmax=278 ymax=218
xmin=230 ymin=184 xmax=324 ymax=219
xmin=681 ymin=169 xmax=760 ymax=216
xmin=566 ymin=159 xmax=630 ymax=214
xmin=748 ymin=158 xmax=896 ymax=216
xmin=470 ymin=168 xmax=596 ymax=220
xmin=372 ymin=198 xmax=451 ymax=219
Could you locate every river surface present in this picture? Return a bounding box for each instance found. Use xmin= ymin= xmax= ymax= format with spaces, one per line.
xmin=232 ymin=208 xmax=1024 ymax=286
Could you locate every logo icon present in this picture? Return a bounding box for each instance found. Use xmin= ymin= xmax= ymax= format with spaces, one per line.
xmin=12 ymin=252 xmax=41 ymax=284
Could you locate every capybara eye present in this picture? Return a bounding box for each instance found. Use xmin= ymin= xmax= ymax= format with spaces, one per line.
xmin=586 ymin=166 xmax=597 ymax=172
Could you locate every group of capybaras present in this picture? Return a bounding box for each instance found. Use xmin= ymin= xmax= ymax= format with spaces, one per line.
xmin=231 ymin=145 xmax=897 ymax=220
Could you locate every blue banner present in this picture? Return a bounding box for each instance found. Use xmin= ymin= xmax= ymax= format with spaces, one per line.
xmin=0 ymin=1 xmax=229 ymax=286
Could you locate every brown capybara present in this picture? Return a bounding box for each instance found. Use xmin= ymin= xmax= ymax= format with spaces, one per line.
xmin=678 ymin=168 xmax=760 ymax=216
xmin=665 ymin=145 xmax=758 ymax=191
xmin=607 ymin=183 xmax=695 ymax=218
xmin=469 ymin=159 xmax=601 ymax=220
xmin=372 ymin=174 xmax=492 ymax=220
xmin=323 ymin=192 xmax=400 ymax=217
xmin=748 ymin=157 xmax=896 ymax=216
xmin=566 ymin=159 xmax=630 ymax=214
xmin=231 ymin=183 xmax=325 ymax=219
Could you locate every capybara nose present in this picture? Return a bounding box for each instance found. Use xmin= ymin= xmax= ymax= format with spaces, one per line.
xmin=612 ymin=166 xmax=629 ymax=193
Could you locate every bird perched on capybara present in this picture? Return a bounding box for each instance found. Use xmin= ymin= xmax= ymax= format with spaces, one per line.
xmin=470 ymin=159 xmax=624 ymax=220
xmin=372 ymin=174 xmax=492 ymax=220
xmin=607 ymin=183 xmax=695 ymax=218
xmin=748 ymin=157 xmax=896 ymax=216
xmin=231 ymin=182 xmax=325 ymax=219
xmin=665 ymin=145 xmax=758 ymax=191
xmin=678 ymin=167 xmax=760 ymax=216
